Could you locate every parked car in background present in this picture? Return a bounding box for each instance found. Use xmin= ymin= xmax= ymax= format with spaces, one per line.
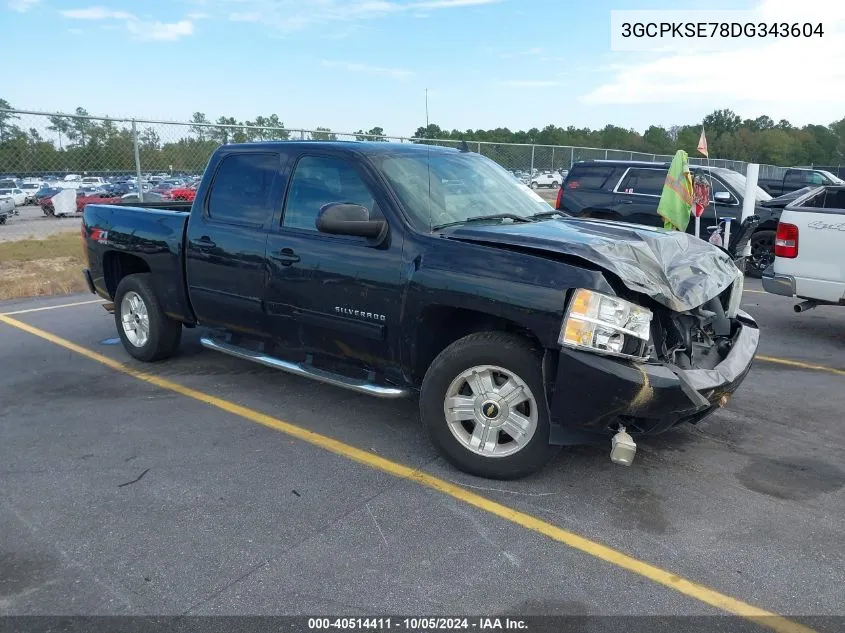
xmin=530 ymin=171 xmax=562 ymax=189
xmin=170 ymin=183 xmax=198 ymax=201
xmin=81 ymin=141 xmax=758 ymax=479
xmin=149 ymin=183 xmax=176 ymax=199
xmin=757 ymin=168 xmax=844 ymax=197
xmin=19 ymin=182 xmax=46 ymax=204
xmin=555 ymin=160 xmax=780 ymax=277
xmin=763 ymin=186 xmax=845 ymax=311
xmin=35 ymin=186 xmax=62 ymax=205
xmin=120 ymin=191 xmax=168 ymax=203
xmin=76 ymin=192 xmax=124 ymax=213
xmin=0 ymin=187 xmax=27 ymax=206
xmin=0 ymin=194 xmax=14 ymax=223
xmin=41 ymin=190 xmax=121 ymax=216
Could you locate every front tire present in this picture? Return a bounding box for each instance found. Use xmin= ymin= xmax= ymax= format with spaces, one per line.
xmin=114 ymin=273 xmax=182 ymax=362
xmin=420 ymin=332 xmax=559 ymax=479
xmin=530 ymin=181 xmax=539 ymax=189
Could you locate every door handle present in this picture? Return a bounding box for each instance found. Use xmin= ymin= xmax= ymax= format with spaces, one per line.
xmin=621 ymin=199 xmax=633 ymax=204
xmin=189 ymin=235 xmax=216 ymax=249
xmin=276 ymin=247 xmax=301 ymax=266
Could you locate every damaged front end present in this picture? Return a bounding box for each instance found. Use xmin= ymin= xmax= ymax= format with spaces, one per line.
xmin=546 ymin=272 xmax=760 ymax=447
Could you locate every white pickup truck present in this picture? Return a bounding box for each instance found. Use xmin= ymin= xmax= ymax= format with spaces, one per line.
xmin=762 ymin=185 xmax=845 ymax=311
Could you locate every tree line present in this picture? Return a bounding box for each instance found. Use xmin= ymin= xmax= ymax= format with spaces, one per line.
xmin=1 ymin=98 xmax=843 ymax=176
xmin=414 ymin=109 xmax=845 ymax=167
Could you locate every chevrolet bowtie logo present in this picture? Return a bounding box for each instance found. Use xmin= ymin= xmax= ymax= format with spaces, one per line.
xmin=483 ymin=403 xmax=499 ymax=418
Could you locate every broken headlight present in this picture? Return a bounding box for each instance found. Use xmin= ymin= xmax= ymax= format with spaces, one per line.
xmin=560 ymin=289 xmax=653 ymax=360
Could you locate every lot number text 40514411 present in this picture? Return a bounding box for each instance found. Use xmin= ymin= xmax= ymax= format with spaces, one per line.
xmin=307 ymin=617 xmax=528 ymax=630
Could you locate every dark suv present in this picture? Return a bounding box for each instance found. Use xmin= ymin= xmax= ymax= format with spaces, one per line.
xmin=554 ymin=160 xmax=781 ymax=277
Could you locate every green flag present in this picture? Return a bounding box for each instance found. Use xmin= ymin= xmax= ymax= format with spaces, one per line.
xmin=657 ymin=150 xmax=694 ymax=231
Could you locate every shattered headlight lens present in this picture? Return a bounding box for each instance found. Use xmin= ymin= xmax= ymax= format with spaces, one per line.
xmin=560 ymin=289 xmax=653 ymax=359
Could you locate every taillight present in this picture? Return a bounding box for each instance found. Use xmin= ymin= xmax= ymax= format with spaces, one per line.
xmin=555 ymin=185 xmax=564 ymax=209
xmin=775 ymin=223 xmax=799 ymax=258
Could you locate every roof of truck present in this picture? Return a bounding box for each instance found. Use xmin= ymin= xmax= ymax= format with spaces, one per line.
xmin=219 ymin=141 xmax=467 ymax=155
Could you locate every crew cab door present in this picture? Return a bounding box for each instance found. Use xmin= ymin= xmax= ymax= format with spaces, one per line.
xmin=185 ymin=150 xmax=289 ymax=333
xmin=264 ymin=152 xmax=404 ymax=377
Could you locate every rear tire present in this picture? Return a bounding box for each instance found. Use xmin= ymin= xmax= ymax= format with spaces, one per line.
xmin=530 ymin=182 xmax=539 ymax=189
xmin=420 ymin=332 xmax=559 ymax=479
xmin=114 ymin=273 xmax=182 ymax=362
xmin=746 ymin=230 xmax=776 ymax=279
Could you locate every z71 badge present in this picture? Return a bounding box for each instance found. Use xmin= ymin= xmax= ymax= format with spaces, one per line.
xmin=335 ymin=306 xmax=386 ymax=322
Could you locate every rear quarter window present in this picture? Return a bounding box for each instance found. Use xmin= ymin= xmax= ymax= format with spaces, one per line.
xmin=565 ymin=165 xmax=621 ymax=191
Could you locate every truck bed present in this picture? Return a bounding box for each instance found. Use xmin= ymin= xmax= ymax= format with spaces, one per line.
xmin=82 ymin=202 xmax=194 ymax=322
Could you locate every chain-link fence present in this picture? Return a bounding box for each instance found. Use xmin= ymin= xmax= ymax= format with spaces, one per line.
xmin=0 ymin=108 xmax=776 ymax=186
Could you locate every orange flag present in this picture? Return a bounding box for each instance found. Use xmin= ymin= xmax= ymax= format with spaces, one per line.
xmin=697 ymin=128 xmax=709 ymax=157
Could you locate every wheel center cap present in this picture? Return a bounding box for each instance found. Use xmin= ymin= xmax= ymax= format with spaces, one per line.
xmin=480 ymin=400 xmax=501 ymax=420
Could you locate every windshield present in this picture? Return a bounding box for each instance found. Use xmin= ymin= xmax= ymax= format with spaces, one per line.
xmin=713 ymin=170 xmax=772 ymax=202
xmin=818 ymin=170 xmax=845 ymax=185
xmin=373 ymin=150 xmax=553 ymax=231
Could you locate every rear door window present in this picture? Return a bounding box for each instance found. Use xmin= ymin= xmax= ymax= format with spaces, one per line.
xmin=207 ymin=152 xmax=281 ymax=226
xmin=784 ymin=170 xmax=805 ymax=188
xmin=617 ymin=168 xmax=666 ymax=196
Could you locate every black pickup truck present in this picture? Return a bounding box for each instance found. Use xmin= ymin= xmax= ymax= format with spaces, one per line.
xmin=757 ymin=167 xmax=844 ymax=197
xmin=81 ymin=141 xmax=759 ymax=479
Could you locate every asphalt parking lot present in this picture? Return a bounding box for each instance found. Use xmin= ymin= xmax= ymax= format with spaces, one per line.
xmin=0 ymin=205 xmax=80 ymax=243
xmin=1 ymin=281 xmax=843 ymax=630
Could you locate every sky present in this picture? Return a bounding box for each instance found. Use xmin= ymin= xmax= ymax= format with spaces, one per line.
xmin=4 ymin=0 xmax=845 ymax=137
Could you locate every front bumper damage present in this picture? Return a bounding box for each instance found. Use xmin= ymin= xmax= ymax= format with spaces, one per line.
xmin=547 ymin=310 xmax=759 ymax=445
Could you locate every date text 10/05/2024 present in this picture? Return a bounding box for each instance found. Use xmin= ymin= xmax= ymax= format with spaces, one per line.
xmin=620 ymin=21 xmax=824 ymax=38
xmin=307 ymin=617 xmax=528 ymax=630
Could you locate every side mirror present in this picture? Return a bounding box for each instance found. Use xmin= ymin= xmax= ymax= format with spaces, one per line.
xmin=714 ymin=191 xmax=733 ymax=203
xmin=316 ymin=203 xmax=387 ymax=240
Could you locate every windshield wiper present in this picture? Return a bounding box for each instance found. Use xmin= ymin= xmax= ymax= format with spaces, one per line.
xmin=432 ymin=213 xmax=534 ymax=231
xmin=529 ymin=210 xmax=568 ymax=220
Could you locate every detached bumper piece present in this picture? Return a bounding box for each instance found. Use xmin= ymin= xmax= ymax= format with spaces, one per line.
xmin=547 ymin=317 xmax=759 ymax=445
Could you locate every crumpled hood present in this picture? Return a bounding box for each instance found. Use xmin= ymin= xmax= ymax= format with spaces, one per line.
xmin=443 ymin=217 xmax=740 ymax=312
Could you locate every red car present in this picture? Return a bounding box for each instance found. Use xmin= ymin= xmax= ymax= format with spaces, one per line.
xmin=169 ymin=185 xmax=197 ymax=201
xmin=41 ymin=191 xmax=123 ymax=217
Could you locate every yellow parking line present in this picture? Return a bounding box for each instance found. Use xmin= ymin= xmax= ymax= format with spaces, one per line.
xmin=757 ymin=355 xmax=845 ymax=377
xmin=0 ymin=299 xmax=103 ymax=316
xmin=0 ymin=313 xmax=817 ymax=633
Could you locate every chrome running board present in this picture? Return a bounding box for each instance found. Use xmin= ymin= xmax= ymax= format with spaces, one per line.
xmin=199 ymin=337 xmax=411 ymax=399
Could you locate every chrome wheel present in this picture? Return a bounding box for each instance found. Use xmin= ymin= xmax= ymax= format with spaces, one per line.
xmin=443 ymin=365 xmax=538 ymax=458
xmin=120 ymin=291 xmax=150 ymax=347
